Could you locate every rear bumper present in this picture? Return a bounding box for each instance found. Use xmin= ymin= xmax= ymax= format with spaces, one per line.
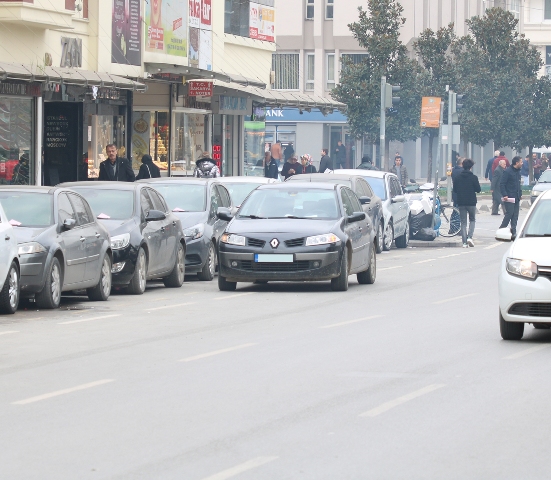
xmin=185 ymin=238 xmax=208 ymax=273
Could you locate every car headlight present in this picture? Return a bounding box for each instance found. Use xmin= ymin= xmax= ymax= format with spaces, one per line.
xmin=532 ymin=190 xmax=543 ymax=197
xmin=220 ymin=233 xmax=246 ymax=246
xmin=506 ymin=257 xmax=538 ymax=279
xmin=183 ymin=223 xmax=204 ymax=240
xmin=305 ymin=233 xmax=339 ymax=246
xmin=110 ymin=233 xmax=130 ymax=250
xmin=18 ymin=242 xmax=47 ymax=255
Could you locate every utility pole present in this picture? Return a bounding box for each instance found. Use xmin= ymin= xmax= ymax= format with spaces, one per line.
xmin=380 ymin=76 xmax=401 ymax=170
xmin=431 ymin=99 xmax=444 ymax=230
xmin=447 ymin=88 xmax=453 ymax=205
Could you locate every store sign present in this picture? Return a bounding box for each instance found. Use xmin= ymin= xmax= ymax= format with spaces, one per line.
xmin=145 ymin=0 xmax=187 ymax=56
xmin=249 ymin=2 xmax=275 ymax=42
xmin=111 ymin=0 xmax=141 ymax=65
xmin=88 ymin=86 xmax=121 ymax=100
xmin=420 ymin=97 xmax=441 ymax=128
xmin=188 ymin=80 xmax=213 ymax=97
xmin=189 ymin=0 xmax=213 ymax=71
xmin=0 ymin=82 xmax=41 ymax=97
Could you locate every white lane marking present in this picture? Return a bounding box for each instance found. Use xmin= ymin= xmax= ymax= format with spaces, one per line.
xmin=0 ymin=330 xmax=19 ymax=336
xmin=439 ymin=253 xmax=461 ymax=259
xmin=214 ymin=292 xmax=255 ymax=301
xmin=504 ymin=344 xmax=551 ymax=360
xmin=360 ymin=384 xmax=446 ymax=417
xmin=484 ymin=243 xmax=505 ymax=250
xmin=179 ymin=343 xmax=257 ymax=362
xmin=148 ymin=302 xmax=195 ymax=311
xmin=12 ymin=379 xmax=115 ymax=405
xmin=320 ymin=315 xmax=384 ymax=329
xmin=432 ymin=293 xmax=478 ymax=305
xmin=200 ymin=456 xmax=279 ymax=480
xmin=413 ymin=258 xmax=435 ymax=264
xmin=378 ymin=266 xmax=403 ymax=271
xmin=58 ymin=314 xmax=122 ymax=325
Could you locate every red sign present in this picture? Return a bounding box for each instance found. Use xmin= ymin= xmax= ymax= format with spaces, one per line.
xmin=188 ymin=81 xmax=213 ymax=97
xmin=201 ymin=0 xmax=211 ymax=26
xmin=213 ymin=144 xmax=221 ymax=167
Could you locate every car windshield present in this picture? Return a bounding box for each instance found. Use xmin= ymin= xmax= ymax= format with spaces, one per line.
xmin=290 ymin=177 xmax=352 ymax=189
xmin=153 ymin=184 xmax=206 ymax=212
xmin=239 ymin=188 xmax=340 ymax=219
xmin=537 ymin=169 xmax=551 ymax=183
xmin=523 ymin=199 xmax=551 ymax=236
xmin=70 ymin=188 xmax=134 ymax=220
xmin=360 ymin=177 xmax=386 ymax=200
xmin=0 ymin=192 xmax=53 ymax=227
xmin=223 ymin=183 xmax=263 ymax=206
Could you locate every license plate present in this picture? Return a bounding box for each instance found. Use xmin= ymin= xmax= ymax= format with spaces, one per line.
xmin=254 ymin=254 xmax=294 ymax=263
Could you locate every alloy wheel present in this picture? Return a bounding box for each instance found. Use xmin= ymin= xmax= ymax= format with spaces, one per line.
xmin=51 ymin=264 xmax=61 ymax=305
xmin=101 ymin=258 xmax=111 ymax=297
xmin=384 ymin=222 xmax=393 ymax=250
xmin=138 ymin=250 xmax=146 ymax=292
xmin=209 ymin=245 xmax=216 ymax=277
xmin=177 ymin=246 xmax=185 ymax=283
xmin=8 ymin=267 xmax=18 ymax=310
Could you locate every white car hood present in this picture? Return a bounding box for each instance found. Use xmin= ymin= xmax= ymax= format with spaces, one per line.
xmin=508 ymin=237 xmax=551 ymax=267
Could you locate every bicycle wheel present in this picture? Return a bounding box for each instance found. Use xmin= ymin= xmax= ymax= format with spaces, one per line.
xmin=438 ymin=205 xmax=461 ymax=237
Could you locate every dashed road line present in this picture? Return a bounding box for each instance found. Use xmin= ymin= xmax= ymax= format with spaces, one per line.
xmin=58 ymin=314 xmax=122 ymax=325
xmin=504 ymin=344 xmax=551 ymax=360
xmin=148 ymin=302 xmax=196 ymax=311
xmin=200 ymin=456 xmax=279 ymax=480
xmin=179 ymin=343 xmax=257 ymax=362
xmin=214 ymin=292 xmax=255 ymax=301
xmin=438 ymin=253 xmax=461 ymax=259
xmin=432 ymin=293 xmax=478 ymax=305
xmin=484 ymin=243 xmax=506 ymax=250
xmin=320 ymin=315 xmax=384 ymax=329
xmin=0 ymin=331 xmax=19 ymax=336
xmin=378 ymin=266 xmax=403 ymax=271
xmin=12 ymin=379 xmax=115 ymax=405
xmin=413 ymin=259 xmax=435 ymax=264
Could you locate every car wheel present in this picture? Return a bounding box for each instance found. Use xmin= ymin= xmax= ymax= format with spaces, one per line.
xmin=36 ymin=257 xmax=62 ymax=309
xmin=198 ymin=242 xmax=216 ymax=281
xmin=383 ymin=220 xmax=394 ymax=251
xmin=500 ymin=310 xmax=524 ymax=340
xmin=375 ymin=221 xmax=383 ymax=254
xmin=357 ymin=244 xmax=376 ymax=285
xmin=0 ymin=261 xmax=19 ymax=314
xmin=331 ymin=248 xmax=349 ymax=291
xmin=87 ymin=255 xmax=112 ymax=301
xmin=218 ymin=274 xmax=237 ymax=291
xmin=163 ymin=243 xmax=185 ymax=288
xmin=395 ymin=216 xmax=410 ymax=249
xmin=127 ymin=247 xmax=147 ymax=295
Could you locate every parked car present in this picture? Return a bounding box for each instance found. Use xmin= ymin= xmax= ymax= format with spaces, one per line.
xmin=59 ymin=182 xmax=185 ymax=294
xmin=333 ymin=169 xmax=410 ymax=250
xmin=530 ymin=169 xmax=551 ymax=204
xmin=217 ymin=182 xmax=376 ymax=292
xmin=0 ymin=186 xmax=112 ymax=308
xmin=215 ymin=176 xmax=279 ymax=208
xmin=138 ymin=178 xmax=232 ymax=281
xmin=0 ymin=203 xmax=20 ymax=314
xmin=286 ymin=173 xmax=384 ymax=253
xmin=496 ymin=190 xmax=551 ymax=340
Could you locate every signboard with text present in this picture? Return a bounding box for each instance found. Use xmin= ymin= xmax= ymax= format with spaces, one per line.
xmin=420 ymin=96 xmax=441 ymax=128
xmin=188 ymin=81 xmax=213 ymax=97
xmin=249 ymin=2 xmax=275 ymax=42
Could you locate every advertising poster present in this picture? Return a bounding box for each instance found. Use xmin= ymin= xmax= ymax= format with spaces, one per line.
xmin=249 ymin=2 xmax=275 ymax=42
xmin=188 ymin=0 xmax=213 ymax=70
xmin=145 ymin=0 xmax=187 ymax=56
xmin=131 ymin=112 xmax=151 ymax=169
xmin=112 ymin=0 xmax=141 ymax=65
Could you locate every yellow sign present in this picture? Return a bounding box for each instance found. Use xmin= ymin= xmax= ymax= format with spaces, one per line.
xmin=420 ymin=97 xmax=442 ymax=128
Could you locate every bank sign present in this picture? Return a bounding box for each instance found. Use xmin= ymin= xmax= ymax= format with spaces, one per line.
xmin=265 ymin=108 xmax=347 ymax=123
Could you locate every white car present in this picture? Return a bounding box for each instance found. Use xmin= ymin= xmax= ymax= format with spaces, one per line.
xmin=497 ymin=189 xmax=551 ymax=340
xmin=0 ymin=204 xmax=20 ymax=314
xmin=215 ymin=176 xmax=279 ymax=208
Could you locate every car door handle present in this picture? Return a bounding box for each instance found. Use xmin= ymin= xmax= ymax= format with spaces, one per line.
xmin=80 ymin=237 xmax=86 ymax=242
xmin=95 ymin=233 xmax=101 ymax=238
xmin=161 ymin=227 xmax=166 ymax=232
xmin=172 ymin=221 xmax=177 ymax=226
xmin=4 ymin=235 xmax=9 ymax=241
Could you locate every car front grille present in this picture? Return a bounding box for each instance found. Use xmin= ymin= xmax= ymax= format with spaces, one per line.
xmin=247 ymin=238 xmax=266 ymax=248
xmin=538 ymin=267 xmax=551 ymax=281
xmin=239 ymin=260 xmax=312 ymax=272
xmin=284 ymin=237 xmax=305 ymax=247
xmin=509 ymin=303 xmax=551 ymax=318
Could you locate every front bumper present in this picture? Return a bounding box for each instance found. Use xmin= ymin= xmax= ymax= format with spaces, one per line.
xmin=19 ymin=251 xmax=48 ymax=293
xmin=111 ymin=245 xmax=138 ymax=286
xmin=185 ymin=237 xmax=208 ymax=273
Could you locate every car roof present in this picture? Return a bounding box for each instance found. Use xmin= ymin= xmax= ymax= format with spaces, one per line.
xmin=258 ymin=182 xmax=337 ymax=191
xmin=215 ymin=176 xmax=277 ymax=184
xmin=287 ymin=173 xmax=364 ymax=183
xmin=59 ymin=181 xmax=140 ymax=190
xmin=0 ymin=185 xmax=61 ymax=194
xmin=137 ymin=177 xmax=211 ymax=185
xmin=335 ymin=169 xmax=389 ymax=179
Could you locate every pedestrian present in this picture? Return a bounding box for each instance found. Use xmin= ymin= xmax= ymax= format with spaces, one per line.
xmin=98 ymin=144 xmax=136 ymax=182
xmin=491 ymin=159 xmax=506 ymax=215
xmin=520 ymin=155 xmax=529 ymax=186
xmin=500 ymin=156 xmax=523 ymax=239
xmin=356 ymin=155 xmax=378 ymax=170
xmin=485 ymin=150 xmax=499 ymax=181
xmin=300 ymin=154 xmax=317 ymax=173
xmin=270 ymin=141 xmax=282 ymax=168
xmin=319 ymin=148 xmax=333 ymax=173
xmin=135 ymin=154 xmax=161 ymax=180
xmin=193 ymin=152 xmax=220 ymax=178
xmin=541 ymin=153 xmax=549 ymax=172
xmin=532 ymin=153 xmax=542 ymax=181
xmin=264 ymin=151 xmax=279 ymax=179
xmin=283 ymin=143 xmax=295 ymax=162
xmin=452 ymin=158 xmax=481 ymax=248
xmin=492 ymin=151 xmax=510 ymax=174
xmin=281 ymin=154 xmax=303 ymax=180
xmin=334 ymin=140 xmax=346 ymax=169
xmin=390 ymin=155 xmax=408 ymax=187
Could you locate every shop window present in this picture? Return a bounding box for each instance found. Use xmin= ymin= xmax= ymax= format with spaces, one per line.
xmin=173 ymin=112 xmax=208 ymax=175
xmin=326 ymin=0 xmax=333 ymax=19
xmin=88 ymin=115 xmax=125 ymax=179
xmin=272 ymin=53 xmax=299 ymax=90
xmin=306 ymin=0 xmax=314 ymax=19
xmin=305 ymin=53 xmax=315 ymax=91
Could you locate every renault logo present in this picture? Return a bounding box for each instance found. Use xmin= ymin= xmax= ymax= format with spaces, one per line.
xmin=270 ymin=238 xmax=279 ymax=249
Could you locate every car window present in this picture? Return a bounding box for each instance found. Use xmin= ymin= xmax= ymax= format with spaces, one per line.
xmin=523 ymin=199 xmax=551 ymax=236
xmin=210 ymin=186 xmax=222 ymax=217
xmin=341 ymin=189 xmax=355 ymax=216
xmin=70 ymin=188 xmax=135 ymax=220
xmin=0 ymin=192 xmax=53 ymax=227
xmin=148 ymin=189 xmax=167 ymax=212
xmin=58 ymin=193 xmax=76 ymax=224
xmin=152 ymin=184 xmax=207 ymax=212
xmin=140 ymin=190 xmax=154 ymax=217
xmin=68 ymin=193 xmax=92 ymax=226
xmin=389 ymin=177 xmax=401 ymax=198
xmin=217 ymin=185 xmax=231 ymax=208
xmin=345 ymin=188 xmax=363 ymax=213
xmin=361 ymin=177 xmax=386 ymax=200
xmin=222 ymin=183 xmax=263 ymax=206
xmin=359 ymin=179 xmax=374 ymax=198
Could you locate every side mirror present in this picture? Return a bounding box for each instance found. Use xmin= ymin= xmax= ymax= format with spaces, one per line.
xmin=145 ymin=209 xmax=166 ymax=222
xmin=348 ymin=212 xmax=366 ymax=223
xmin=62 ymin=218 xmax=76 ymax=230
xmin=495 ymin=227 xmax=513 ymax=242
xmin=217 ymin=207 xmax=234 ymax=222
xmin=392 ymin=195 xmax=405 ymax=203
xmin=359 ymin=196 xmax=371 ymax=205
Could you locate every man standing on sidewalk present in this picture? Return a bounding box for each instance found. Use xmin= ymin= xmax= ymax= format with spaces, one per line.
xmin=500 ymin=156 xmax=523 ymax=238
xmin=453 ymin=158 xmax=481 ymax=248
xmin=491 ymin=159 xmax=506 ymax=215
xmin=98 ymin=144 xmax=136 ymax=182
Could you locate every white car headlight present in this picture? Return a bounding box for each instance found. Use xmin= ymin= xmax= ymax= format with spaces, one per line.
xmin=18 ymin=242 xmax=47 ymax=255
xmin=110 ymin=233 xmax=130 ymax=250
xmin=532 ymin=190 xmax=543 ymax=197
xmin=220 ymin=233 xmax=246 ymax=246
xmin=506 ymin=257 xmax=538 ymax=279
xmin=305 ymin=233 xmax=339 ymax=246
xmin=183 ymin=223 xmax=204 ymax=240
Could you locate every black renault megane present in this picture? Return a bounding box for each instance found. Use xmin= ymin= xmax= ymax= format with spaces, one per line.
xmin=216 ymin=183 xmax=376 ymax=292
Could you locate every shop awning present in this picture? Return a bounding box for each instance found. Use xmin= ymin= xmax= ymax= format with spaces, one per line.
xmin=145 ymin=63 xmax=230 ymax=82
xmin=0 ymin=61 xmax=145 ymax=91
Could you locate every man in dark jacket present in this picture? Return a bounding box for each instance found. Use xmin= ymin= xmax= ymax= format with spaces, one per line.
xmin=265 ymin=155 xmax=279 ymax=179
xmin=500 ymin=156 xmax=523 ymax=237
xmin=281 ymin=155 xmax=303 ymax=179
xmin=491 ymin=159 xmax=506 ymax=215
xmin=335 ymin=141 xmax=346 ymax=169
xmin=485 ymin=150 xmax=499 ymax=181
xmin=136 ymin=154 xmax=161 ymax=180
xmin=357 ymin=155 xmax=378 ymax=170
xmin=98 ymin=144 xmax=136 ymax=182
xmin=319 ymin=148 xmax=333 ymax=173
xmin=452 ymin=158 xmax=481 ymax=247
xmin=451 ymin=157 xmax=463 ymax=206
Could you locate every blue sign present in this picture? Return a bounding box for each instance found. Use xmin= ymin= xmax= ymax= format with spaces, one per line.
xmin=265 ymin=107 xmax=347 ymax=123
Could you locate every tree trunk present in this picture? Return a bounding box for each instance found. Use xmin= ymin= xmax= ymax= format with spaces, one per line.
xmin=427 ymin=133 xmax=434 ymax=182
xmin=384 ymin=137 xmax=390 ymax=171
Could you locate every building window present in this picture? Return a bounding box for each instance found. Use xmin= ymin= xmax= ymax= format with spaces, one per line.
xmin=341 ymin=53 xmax=368 ymax=74
xmin=306 ymin=0 xmax=314 ymax=19
xmin=272 ymin=53 xmax=300 ymax=90
xmin=305 ymin=53 xmax=315 ymax=91
xmin=326 ymin=53 xmax=335 ymax=90
xmin=225 ymin=0 xmax=250 ymax=37
xmin=326 ymin=0 xmax=333 ymax=19
xmin=509 ymin=0 xmax=520 ymax=20
xmin=546 ymin=0 xmax=551 ymax=20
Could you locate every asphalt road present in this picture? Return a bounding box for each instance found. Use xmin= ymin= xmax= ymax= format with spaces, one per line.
xmin=2 ymin=211 xmax=548 ymax=480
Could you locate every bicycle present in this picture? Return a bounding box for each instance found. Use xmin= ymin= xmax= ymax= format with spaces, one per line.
xmin=434 ymin=196 xmax=461 ymax=237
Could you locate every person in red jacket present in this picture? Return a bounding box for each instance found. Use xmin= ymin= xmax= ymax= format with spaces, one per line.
xmin=492 ymin=151 xmax=510 ymax=174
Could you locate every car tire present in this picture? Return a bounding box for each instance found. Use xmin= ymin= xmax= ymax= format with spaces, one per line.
xmin=127 ymin=247 xmax=147 ymax=295
xmin=197 ymin=242 xmax=216 ymax=281
xmin=395 ymin=216 xmax=410 ymax=249
xmin=87 ymin=255 xmax=112 ymax=301
xmin=331 ymin=248 xmax=349 ymax=291
xmin=163 ymin=243 xmax=185 ymax=288
xmin=376 ymin=221 xmax=383 ymax=254
xmin=218 ymin=274 xmax=237 ymax=291
xmin=383 ymin=220 xmax=394 ymax=251
xmin=500 ymin=310 xmax=524 ymax=340
xmin=35 ymin=257 xmax=62 ymax=309
xmin=0 ymin=261 xmax=19 ymax=314
xmin=357 ymin=244 xmax=376 ymax=285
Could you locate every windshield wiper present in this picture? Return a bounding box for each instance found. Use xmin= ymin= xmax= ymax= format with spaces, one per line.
xmin=524 ymin=233 xmax=551 ymax=237
xmin=239 ymin=214 xmax=265 ymax=219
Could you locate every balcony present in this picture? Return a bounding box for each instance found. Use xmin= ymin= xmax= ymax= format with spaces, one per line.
xmin=0 ymin=0 xmax=75 ymax=29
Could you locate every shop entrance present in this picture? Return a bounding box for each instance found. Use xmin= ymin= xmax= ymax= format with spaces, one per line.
xmin=43 ymin=102 xmax=82 ymax=185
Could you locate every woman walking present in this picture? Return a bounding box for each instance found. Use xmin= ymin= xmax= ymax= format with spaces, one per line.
xmin=136 ymin=154 xmax=161 ymax=180
xmin=300 ymin=154 xmax=317 ymax=174
xmin=452 ymin=158 xmax=481 ymax=248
